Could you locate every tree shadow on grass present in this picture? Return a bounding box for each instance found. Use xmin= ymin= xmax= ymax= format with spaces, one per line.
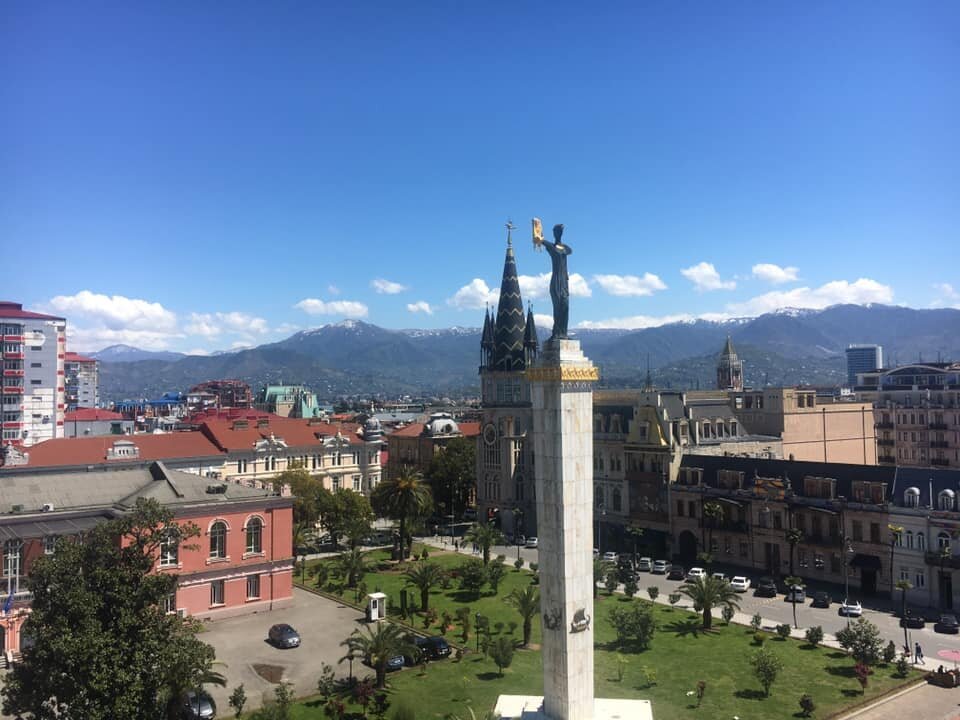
xmin=477 ymin=672 xmax=502 ymax=681
xmin=841 ymin=689 xmax=863 ymax=697
xmin=827 ymin=651 xmax=848 ymax=659
xmin=734 ymin=689 xmax=767 ymax=700
xmin=449 ymin=590 xmax=483 ymax=603
xmin=665 ymin=618 xmax=703 ymax=637
xmin=825 ymin=665 xmax=856 ymax=678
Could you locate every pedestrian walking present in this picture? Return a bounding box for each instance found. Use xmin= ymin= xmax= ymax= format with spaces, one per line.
xmin=454 ymin=540 xmax=459 ymax=552
xmin=915 ymin=641 xmax=925 ymax=664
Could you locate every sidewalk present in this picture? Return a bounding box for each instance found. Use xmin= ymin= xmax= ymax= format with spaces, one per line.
xmin=835 ymin=681 xmax=960 ymax=720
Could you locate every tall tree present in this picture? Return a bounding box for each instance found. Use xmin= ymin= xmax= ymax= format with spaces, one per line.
xmin=1 ymin=499 xmax=218 ymax=720
xmin=679 ymin=575 xmax=741 ymax=630
xmin=274 ymin=466 xmax=325 ymax=528
xmin=702 ymin=501 xmax=723 ymax=564
xmin=371 ymin=467 xmax=433 ymax=560
xmin=895 ymin=579 xmax=913 ymax=650
xmin=785 ymin=575 xmax=803 ymax=629
xmin=506 ymin=585 xmax=540 ymax=647
xmin=786 ymin=528 xmax=804 ymax=578
xmin=341 ymin=624 xmax=418 ymax=689
xmin=426 ymin=436 xmax=477 ymax=515
xmin=463 ymin=522 xmax=505 ymax=566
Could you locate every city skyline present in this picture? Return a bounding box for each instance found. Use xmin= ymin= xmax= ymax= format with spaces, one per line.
xmin=4 ymin=3 xmax=958 ymax=353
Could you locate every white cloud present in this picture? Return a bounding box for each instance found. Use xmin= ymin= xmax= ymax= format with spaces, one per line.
xmin=726 ymin=278 xmax=894 ymax=316
xmin=576 ymin=313 xmax=697 ymax=330
xmin=447 ymin=279 xmax=500 ymax=310
xmin=65 ymin=327 xmax=184 ymax=352
xmin=752 ymin=263 xmax=800 ymax=285
xmin=48 ymin=290 xmax=177 ymax=331
xmin=932 ymin=283 xmax=960 ymax=309
xmin=371 ymin=278 xmax=408 ymax=295
xmin=327 ymin=285 xmax=341 ymax=296
xmin=533 ymin=313 xmax=554 ymax=331
xmin=406 ymin=301 xmax=434 ymax=315
xmin=274 ymin=322 xmax=301 ymax=336
xmin=294 ymin=298 xmax=369 ymax=318
xmin=681 ymin=262 xmax=736 ymax=292
xmin=593 ymin=273 xmax=667 ymax=297
xmin=517 ymin=272 xmax=592 ymax=299
xmin=184 ymin=311 xmax=269 ymax=337
xmin=230 ymin=341 xmax=253 ymax=350
xmin=185 ymin=348 xmax=211 ymax=356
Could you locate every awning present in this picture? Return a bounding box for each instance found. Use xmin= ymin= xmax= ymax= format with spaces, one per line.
xmin=850 ymin=554 xmax=881 ymax=570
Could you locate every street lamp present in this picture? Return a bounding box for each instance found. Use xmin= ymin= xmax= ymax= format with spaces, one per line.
xmin=844 ymin=537 xmax=855 ymax=625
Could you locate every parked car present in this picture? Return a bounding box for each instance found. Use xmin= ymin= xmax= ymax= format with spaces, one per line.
xmin=525 ymin=537 xmax=539 ymax=549
xmin=268 ymin=623 xmax=301 ymax=648
xmin=811 ymin=591 xmax=832 ymax=608
xmin=652 ymin=559 xmax=670 ymax=574
xmin=899 ymin=612 xmax=926 ymax=629
xmin=462 ymin=508 xmax=478 ymax=521
xmin=385 ymin=653 xmax=406 ymax=672
xmin=935 ymin=614 xmax=960 ymax=634
xmin=685 ymin=567 xmax=706 ymax=581
xmin=602 ymin=551 xmax=619 ymax=563
xmin=785 ymin=586 xmax=806 ymax=603
xmin=711 ymin=572 xmax=727 ymax=583
xmin=182 ymin=690 xmax=216 ymax=719
xmin=667 ymin=565 xmax=685 ymax=580
xmin=839 ymin=599 xmax=862 ymax=617
xmin=415 ymin=636 xmax=452 ymax=660
xmin=730 ymin=576 xmax=751 ymax=592
xmin=637 ymin=557 xmax=653 ymax=572
xmin=755 ymin=577 xmax=778 ymax=597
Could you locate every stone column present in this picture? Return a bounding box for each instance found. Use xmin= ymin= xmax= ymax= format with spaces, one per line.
xmin=528 ymin=338 xmax=599 ymax=720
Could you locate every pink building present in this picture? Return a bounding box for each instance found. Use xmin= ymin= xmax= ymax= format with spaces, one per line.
xmin=0 ymin=461 xmax=293 ymax=661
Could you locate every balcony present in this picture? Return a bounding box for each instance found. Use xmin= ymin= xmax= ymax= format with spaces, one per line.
xmin=931 ymin=441 xmax=951 ymax=449
xmin=2 ymin=421 xmax=22 ymax=429
xmin=1 ymin=351 xmax=23 ymax=360
xmin=2 ymin=334 xmax=24 ymax=343
xmin=3 ymin=369 xmax=24 ymax=377
xmin=807 ymin=534 xmax=844 ymax=547
xmin=878 ymin=455 xmax=896 ymax=464
xmin=925 ymin=552 xmax=960 ymax=569
xmin=703 ymin=519 xmax=750 ymax=534
xmin=877 ymin=438 xmax=895 ymax=447
xmin=875 ymin=421 xmax=894 ymax=429
xmin=1 ymin=386 xmax=23 ymax=395
xmin=931 ymin=458 xmax=951 ymax=467
xmin=931 ymin=423 xmax=949 ymax=431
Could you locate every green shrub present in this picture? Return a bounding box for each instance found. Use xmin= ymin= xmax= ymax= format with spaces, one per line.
xmin=895 ymin=654 xmax=910 ymax=678
xmin=624 ymin=578 xmax=638 ymax=599
xmin=514 ymin=558 xmax=524 ymax=571
xmin=750 ymin=646 xmax=783 ymax=696
xmin=882 ymin=640 xmax=897 ymax=664
xmin=721 ymin=605 xmax=735 ymax=624
xmin=805 ymin=625 xmax=824 ymax=647
xmin=640 ymin=665 xmax=657 ymax=688
xmin=776 ymin=624 xmax=791 ymax=639
xmin=390 ymin=699 xmax=417 ymax=720
xmin=750 ymin=613 xmax=762 ymax=631
xmin=668 ymin=592 xmax=681 ymax=607
xmin=646 ymin=586 xmax=659 ymax=602
xmin=753 ymin=632 xmax=766 ymax=646
xmin=799 ymin=693 xmax=815 ymax=717
xmin=489 ymin=635 xmax=515 ymax=677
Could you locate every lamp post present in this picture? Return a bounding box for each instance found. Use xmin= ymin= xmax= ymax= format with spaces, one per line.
xmin=844 ymin=537 xmax=855 ymax=625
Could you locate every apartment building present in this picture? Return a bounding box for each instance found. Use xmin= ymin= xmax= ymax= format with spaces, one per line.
xmin=63 ymin=352 xmax=99 ymax=410
xmin=1 ymin=301 xmax=66 ymax=447
xmin=859 ymin=362 xmax=960 ymax=469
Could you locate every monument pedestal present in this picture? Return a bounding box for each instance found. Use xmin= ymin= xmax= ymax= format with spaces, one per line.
xmin=494 ymin=338 xmax=653 ymax=720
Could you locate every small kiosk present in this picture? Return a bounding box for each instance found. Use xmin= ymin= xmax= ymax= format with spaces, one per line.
xmin=366 ymin=592 xmax=387 ymax=622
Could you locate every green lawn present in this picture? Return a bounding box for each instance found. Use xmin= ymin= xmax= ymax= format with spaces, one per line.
xmin=287 ymin=550 xmax=919 ymax=720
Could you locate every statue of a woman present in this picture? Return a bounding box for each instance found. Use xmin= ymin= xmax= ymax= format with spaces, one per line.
xmin=533 ymin=222 xmax=573 ymax=339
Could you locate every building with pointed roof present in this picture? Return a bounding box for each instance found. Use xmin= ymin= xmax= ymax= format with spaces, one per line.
xmin=716 ymin=335 xmax=743 ymax=391
xmin=477 ymin=232 xmax=539 ymax=536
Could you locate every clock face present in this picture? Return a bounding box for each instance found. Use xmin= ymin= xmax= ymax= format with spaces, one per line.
xmin=483 ymin=422 xmax=498 ymax=446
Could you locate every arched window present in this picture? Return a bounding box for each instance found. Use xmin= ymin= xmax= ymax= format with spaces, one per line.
xmin=612 ymin=489 xmax=622 ymax=513
xmin=595 ymin=485 xmax=604 ymax=509
xmin=905 ymin=487 xmax=920 ymax=508
xmin=940 ymin=490 xmax=956 ymax=511
xmin=906 ymin=530 xmax=914 ymax=549
xmin=209 ymin=521 xmax=228 ymax=559
xmin=939 ymin=531 xmax=951 ymax=550
xmin=918 ymin=532 xmax=926 ymax=551
xmin=246 ymin=517 xmax=263 ymax=554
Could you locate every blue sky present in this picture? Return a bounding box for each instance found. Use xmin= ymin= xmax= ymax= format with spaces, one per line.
xmin=3 ymin=2 xmax=958 ymax=353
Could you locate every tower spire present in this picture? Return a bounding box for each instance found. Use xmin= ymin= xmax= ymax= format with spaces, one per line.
xmin=491 ymin=241 xmax=527 ymax=371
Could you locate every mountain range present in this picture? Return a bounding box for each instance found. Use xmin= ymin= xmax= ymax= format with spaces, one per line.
xmin=95 ymin=305 xmax=960 ymax=402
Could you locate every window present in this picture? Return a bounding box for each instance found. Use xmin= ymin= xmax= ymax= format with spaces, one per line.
xmin=210 ymin=580 xmax=225 ymax=606
xmin=915 ymin=572 xmax=926 ymax=589
xmin=710 ymin=537 xmax=719 ymax=553
xmin=162 ymin=592 xmax=177 ymax=614
xmin=814 ymin=552 xmax=825 ymax=570
xmin=830 ymin=553 xmax=840 ymax=573
xmin=332 ymin=476 xmax=341 ymax=491
xmin=3 ymin=540 xmax=22 ymax=578
xmin=899 ymin=568 xmax=909 ymax=582
xmin=245 ymin=517 xmax=263 ymax=554
xmin=852 ymin=520 xmax=863 ymax=542
xmin=894 ymin=530 xmax=903 ymax=547
xmin=688 ymin=501 xmax=697 ymax=518
xmin=160 ymin=531 xmax=179 ymax=567
xmin=918 ymin=533 xmax=926 ymax=551
xmin=724 ymin=538 xmax=732 ymax=555
xmin=612 ymin=489 xmax=622 ymax=513
xmin=940 ymin=490 xmax=956 ymax=511
xmin=938 ymin=531 xmax=951 ymax=550
xmin=870 ymin=523 xmax=880 ymax=544
xmin=43 ymin=535 xmax=58 ymax=555
xmin=209 ymin=521 xmax=227 ymax=559
xmin=798 ymin=548 xmax=807 ymax=568
xmin=739 ymin=540 xmax=748 ymax=557
xmin=353 ymin=474 xmax=361 ymax=492
xmin=246 ymin=574 xmax=261 ymax=599
xmin=594 ymin=485 xmax=604 ymax=509
xmin=773 ymin=513 xmax=782 ymax=530
xmin=676 ymin=500 xmax=684 ymax=517
xmin=906 ymin=530 xmax=914 ymax=549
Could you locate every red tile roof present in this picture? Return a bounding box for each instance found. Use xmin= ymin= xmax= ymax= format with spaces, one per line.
xmin=64 ymin=352 xmax=97 ymax=364
xmin=459 ymin=422 xmax=481 ymax=437
xmin=64 ymin=408 xmax=125 ymax=422
xmin=0 ymin=301 xmax=65 ymax=322
xmin=388 ymin=421 xmax=480 ymax=439
xmin=200 ymin=416 xmax=366 ymax=451
xmin=22 ymin=432 xmax=224 ymax=468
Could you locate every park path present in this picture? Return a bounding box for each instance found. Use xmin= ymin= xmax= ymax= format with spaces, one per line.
xmin=834 ymin=681 xmax=960 ymax=720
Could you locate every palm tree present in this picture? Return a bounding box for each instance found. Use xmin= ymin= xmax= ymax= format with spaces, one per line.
xmin=786 ymin=528 xmax=804 ymax=578
xmin=896 ymin=578 xmax=913 ymax=650
xmin=785 ymin=575 xmax=803 ymax=629
xmin=679 ymin=574 xmax=741 ymax=630
xmin=506 ymin=585 xmax=541 ymax=647
xmin=888 ymin=524 xmax=903 ymax=596
xmin=338 ymin=548 xmax=368 ymax=588
xmin=403 ymin=560 xmax=446 ymax=612
xmin=702 ymin=500 xmax=723 ymax=563
xmin=341 ymin=623 xmax=419 ymax=689
xmin=371 ymin=466 xmax=433 ymax=560
xmin=464 ymin=522 xmax=505 ymax=566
